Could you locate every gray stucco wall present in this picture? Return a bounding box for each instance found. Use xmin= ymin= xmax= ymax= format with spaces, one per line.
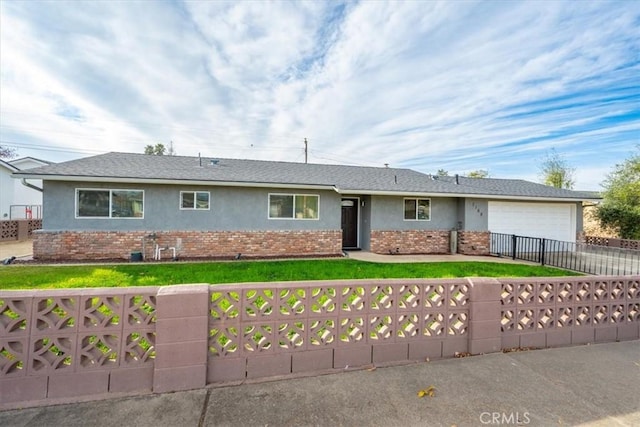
xmin=369 ymin=195 xmax=458 ymax=230
xmin=576 ymin=202 xmax=584 ymax=232
xmin=461 ymin=198 xmax=489 ymax=231
xmin=43 ymin=181 xmax=341 ymax=231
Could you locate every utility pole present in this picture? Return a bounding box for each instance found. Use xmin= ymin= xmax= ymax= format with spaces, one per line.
xmin=304 ymin=138 xmax=308 ymax=164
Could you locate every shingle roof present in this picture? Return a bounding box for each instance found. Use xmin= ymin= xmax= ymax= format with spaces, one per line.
xmin=435 ymin=175 xmax=597 ymax=199
xmin=13 ymin=152 xmax=597 ymax=201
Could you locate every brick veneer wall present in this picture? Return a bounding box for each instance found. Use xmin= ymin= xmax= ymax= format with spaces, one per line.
xmin=370 ymin=230 xmax=450 ymax=254
xmin=33 ymin=230 xmax=343 ymax=261
xmin=457 ymin=231 xmax=490 ymax=255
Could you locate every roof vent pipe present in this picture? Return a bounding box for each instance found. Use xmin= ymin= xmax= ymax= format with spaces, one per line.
xmin=455 ymin=174 xmax=459 ymax=185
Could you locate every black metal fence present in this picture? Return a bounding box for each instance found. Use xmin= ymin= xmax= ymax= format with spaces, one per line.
xmin=490 ymin=233 xmax=640 ymax=276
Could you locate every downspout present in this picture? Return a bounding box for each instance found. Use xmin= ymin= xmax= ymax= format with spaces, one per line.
xmin=21 ymin=178 xmax=43 ymax=192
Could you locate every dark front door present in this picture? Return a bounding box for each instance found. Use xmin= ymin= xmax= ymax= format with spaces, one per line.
xmin=341 ymin=199 xmax=358 ymax=249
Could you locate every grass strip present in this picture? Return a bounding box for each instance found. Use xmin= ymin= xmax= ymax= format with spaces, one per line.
xmin=0 ymin=259 xmax=581 ymax=290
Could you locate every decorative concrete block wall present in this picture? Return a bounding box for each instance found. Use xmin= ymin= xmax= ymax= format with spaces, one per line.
xmin=500 ymin=277 xmax=640 ymax=348
xmin=154 ymin=284 xmax=209 ymax=393
xmin=206 ymin=279 xmax=470 ymax=383
xmin=2 ymin=276 xmax=638 ymax=409
xmin=0 ymin=219 xmax=42 ymax=242
xmin=0 ymin=288 xmax=157 ymax=406
xmin=370 ymin=230 xmax=450 ymax=254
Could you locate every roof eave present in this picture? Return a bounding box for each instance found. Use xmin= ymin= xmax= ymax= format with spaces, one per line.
xmin=12 ymin=174 xmax=338 ymax=191
xmin=340 ymin=189 xmax=599 ymax=202
xmin=13 ymin=174 xmax=600 ymax=202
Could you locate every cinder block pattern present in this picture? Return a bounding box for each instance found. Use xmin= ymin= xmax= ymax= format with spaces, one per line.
xmin=207 ymin=279 xmax=471 ymax=382
xmin=372 ymin=343 xmax=408 ymax=364
xmin=595 ymin=326 xmax=617 ymax=343
xmin=572 ymin=328 xmax=595 ymax=344
xmin=0 ymin=377 xmax=47 ymax=403
xmin=153 ymin=285 xmax=208 ymax=393
xmin=48 ymin=371 xmax=109 ymax=398
xmin=0 ymin=288 xmax=157 ymax=406
xmin=156 ymin=317 xmax=209 ymax=344
xmin=501 ymin=335 xmax=519 ymax=349
xmin=3 ymin=276 xmax=639 ymax=408
xmin=408 ymin=341 xmax=443 ymax=360
xmin=519 ymin=333 xmax=546 ymax=349
xmin=469 ymin=278 xmax=501 ymax=302
xmin=469 ymin=338 xmax=501 ymax=355
xmin=468 ymin=278 xmax=502 ymax=355
xmin=334 ymin=346 xmax=372 ymax=368
xmin=0 ymin=219 xmax=41 ymax=242
xmin=545 ymin=330 xmax=572 ymax=348
xmin=154 ymin=365 xmax=206 ymax=393
xmin=500 ymin=276 xmax=640 ymax=351
xmin=469 ymin=321 xmax=500 ymax=340
xmin=292 ymin=349 xmax=333 ymax=373
xmin=442 ymin=338 xmax=468 ymax=357
xmin=617 ymin=323 xmax=640 ymax=341
xmin=247 ymin=354 xmax=292 ymax=379
xmin=155 ymin=341 xmax=207 ymax=368
xmin=109 ymin=367 xmax=154 ymax=393
xmin=157 ymin=284 xmax=210 ymax=319
xmin=207 ymin=358 xmax=246 ymax=383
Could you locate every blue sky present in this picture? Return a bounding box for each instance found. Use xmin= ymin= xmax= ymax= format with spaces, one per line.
xmin=1 ymin=0 xmax=638 ymax=190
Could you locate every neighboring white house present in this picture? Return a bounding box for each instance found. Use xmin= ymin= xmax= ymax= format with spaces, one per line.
xmin=0 ymin=157 xmax=50 ymax=219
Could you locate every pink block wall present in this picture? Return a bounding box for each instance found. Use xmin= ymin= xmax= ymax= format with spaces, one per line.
xmin=2 ymin=275 xmax=639 ymax=410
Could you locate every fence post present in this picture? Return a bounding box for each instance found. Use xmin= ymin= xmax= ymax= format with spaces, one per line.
xmin=511 ymin=234 xmax=517 ymax=260
xmin=468 ymin=278 xmax=502 ymax=355
xmin=153 ymin=284 xmax=209 ymax=393
xmin=540 ymin=238 xmax=546 ymax=266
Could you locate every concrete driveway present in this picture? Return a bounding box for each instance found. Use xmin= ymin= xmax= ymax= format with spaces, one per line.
xmin=0 ymin=239 xmax=33 ymax=260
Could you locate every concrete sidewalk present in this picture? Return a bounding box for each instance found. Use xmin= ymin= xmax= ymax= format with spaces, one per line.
xmin=1 ymin=341 xmax=638 ymax=427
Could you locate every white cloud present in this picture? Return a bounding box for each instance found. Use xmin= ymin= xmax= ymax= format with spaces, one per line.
xmin=1 ymin=0 xmax=638 ymax=188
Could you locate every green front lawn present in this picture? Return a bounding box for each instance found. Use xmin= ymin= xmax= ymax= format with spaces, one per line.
xmin=0 ymin=259 xmax=580 ymax=290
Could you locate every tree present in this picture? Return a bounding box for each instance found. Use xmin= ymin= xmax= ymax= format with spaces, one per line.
xmin=0 ymin=145 xmax=17 ymax=159
xmin=467 ymin=169 xmax=489 ymax=178
xmin=595 ymin=146 xmax=640 ymax=239
xmin=538 ymin=149 xmax=575 ymax=189
xmin=436 ymin=169 xmax=449 ymax=176
xmin=144 ymin=143 xmax=166 ymax=155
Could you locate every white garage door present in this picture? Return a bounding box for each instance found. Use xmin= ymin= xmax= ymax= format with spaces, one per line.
xmin=488 ymin=202 xmax=576 ymax=242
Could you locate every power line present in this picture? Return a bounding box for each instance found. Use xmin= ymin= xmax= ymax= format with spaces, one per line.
xmin=0 ymin=140 xmax=106 ymax=155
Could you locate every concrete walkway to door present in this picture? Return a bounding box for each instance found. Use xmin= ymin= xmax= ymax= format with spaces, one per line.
xmin=345 ymin=250 xmax=538 ymax=265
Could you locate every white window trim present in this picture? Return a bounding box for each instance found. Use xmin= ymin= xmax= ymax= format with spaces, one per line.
xmin=403 ymin=197 xmax=431 ymax=221
xmin=75 ymin=188 xmax=145 ymax=219
xmin=179 ymin=191 xmax=211 ymax=211
xmin=268 ymin=193 xmax=320 ymax=220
